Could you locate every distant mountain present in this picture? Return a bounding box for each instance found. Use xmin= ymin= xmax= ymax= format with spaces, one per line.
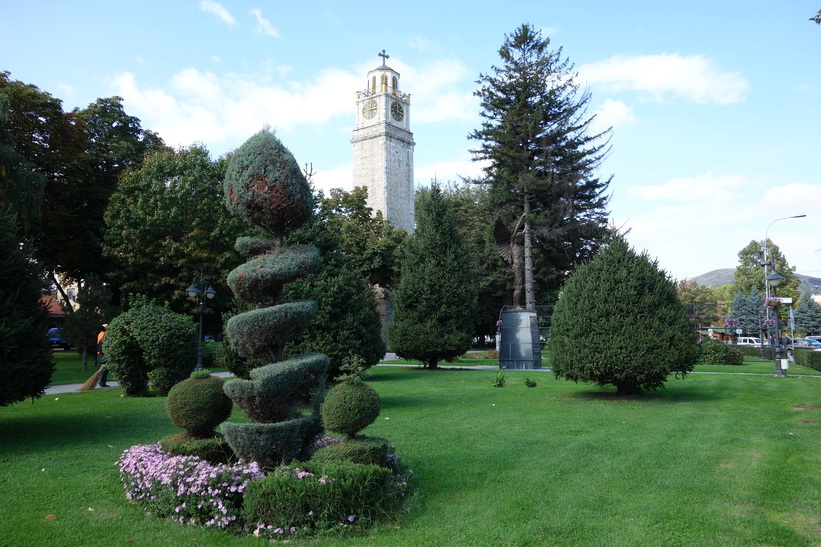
xmin=687 ymin=269 xmax=735 ymax=287
xmin=688 ymin=269 xmax=821 ymax=293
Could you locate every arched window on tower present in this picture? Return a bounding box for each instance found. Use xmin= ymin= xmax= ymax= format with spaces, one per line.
xmin=392 ymin=76 xmax=398 ymax=94
xmin=381 ymin=74 xmax=388 ymax=92
xmin=371 ymin=76 xmax=376 ymax=94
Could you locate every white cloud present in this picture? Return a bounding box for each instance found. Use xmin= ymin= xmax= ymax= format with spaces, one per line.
xmin=580 ymin=54 xmax=748 ymax=105
xmin=108 ymin=67 xmax=360 ymax=151
xmin=390 ymin=58 xmax=478 ymax=124
xmin=408 ymin=35 xmax=438 ymax=54
xmin=199 ymin=1 xmax=236 ymax=26
xmin=250 ymin=9 xmax=280 ymax=38
xmin=311 ymin=162 xmax=353 ymax=194
xmin=612 ymin=173 xmax=821 ymax=279
xmin=590 ymin=99 xmax=635 ymax=134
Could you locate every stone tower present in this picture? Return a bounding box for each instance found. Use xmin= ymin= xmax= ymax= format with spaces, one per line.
xmin=351 ymin=50 xmax=415 ymax=232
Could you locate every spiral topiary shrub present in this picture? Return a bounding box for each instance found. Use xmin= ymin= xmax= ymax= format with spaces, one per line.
xmin=321 ymin=382 xmax=381 ymax=438
xmin=219 ymin=130 xmax=328 ymax=468
xmin=166 ymin=371 xmax=233 ymax=437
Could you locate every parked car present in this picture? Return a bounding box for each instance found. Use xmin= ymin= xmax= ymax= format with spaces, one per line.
xmin=805 ymin=335 xmax=821 ymax=343
xmin=791 ymin=338 xmax=821 ymax=351
xmin=736 ymin=336 xmax=761 ymax=346
xmin=47 ymin=327 xmax=71 ymax=350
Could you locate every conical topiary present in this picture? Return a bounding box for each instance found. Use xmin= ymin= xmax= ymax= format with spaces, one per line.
xmin=219 ymin=130 xmax=328 ymax=468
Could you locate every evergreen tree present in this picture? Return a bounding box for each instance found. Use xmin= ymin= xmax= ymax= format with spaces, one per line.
xmin=389 ymin=184 xmax=477 ymax=369
xmin=794 ymin=291 xmax=821 ymax=336
xmin=550 ymin=235 xmax=697 ymax=394
xmin=0 ymin=204 xmax=54 ymax=406
xmin=730 ymin=289 xmax=763 ymax=337
xmin=469 ymin=24 xmax=611 ymax=309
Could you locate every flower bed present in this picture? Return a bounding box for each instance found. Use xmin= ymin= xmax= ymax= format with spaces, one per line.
xmin=117 ymin=444 xmax=264 ymax=530
xmin=464 ymin=350 xmax=499 ymax=359
xmin=117 ymin=440 xmax=412 ymax=540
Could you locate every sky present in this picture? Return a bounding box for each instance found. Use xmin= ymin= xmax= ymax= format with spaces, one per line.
xmin=2 ymin=1 xmax=820 ymax=282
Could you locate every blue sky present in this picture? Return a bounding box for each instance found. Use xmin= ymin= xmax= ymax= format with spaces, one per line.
xmin=2 ymin=1 xmax=820 ymax=282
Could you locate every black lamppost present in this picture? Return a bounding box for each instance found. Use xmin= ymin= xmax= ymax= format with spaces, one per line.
xmin=185 ymin=274 xmax=216 ymax=370
xmin=765 ymin=270 xmax=786 ymax=378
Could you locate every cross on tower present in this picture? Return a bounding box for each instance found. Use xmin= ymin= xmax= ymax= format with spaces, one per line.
xmin=378 ymin=49 xmax=389 ymax=65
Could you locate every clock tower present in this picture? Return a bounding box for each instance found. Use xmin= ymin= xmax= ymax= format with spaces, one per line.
xmin=351 ymin=50 xmax=415 ymax=232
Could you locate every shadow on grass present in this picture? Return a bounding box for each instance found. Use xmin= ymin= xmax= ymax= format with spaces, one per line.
xmin=0 ymin=400 xmax=176 ymax=456
xmin=561 ymin=386 xmax=720 ymax=404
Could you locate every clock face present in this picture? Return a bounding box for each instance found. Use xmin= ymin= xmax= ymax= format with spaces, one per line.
xmin=362 ymin=99 xmax=377 ymax=119
xmin=390 ymin=101 xmax=404 ymax=121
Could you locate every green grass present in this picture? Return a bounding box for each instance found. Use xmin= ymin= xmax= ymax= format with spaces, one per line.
xmin=3 ymin=365 xmax=820 ymax=545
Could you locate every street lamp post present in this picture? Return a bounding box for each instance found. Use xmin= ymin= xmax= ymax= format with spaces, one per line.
xmin=766 ymin=271 xmax=786 ymax=378
xmin=762 ymin=214 xmax=806 ymax=300
xmin=185 ymin=274 xmax=216 ymax=370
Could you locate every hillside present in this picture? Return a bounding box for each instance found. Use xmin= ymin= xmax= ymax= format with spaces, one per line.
xmin=688 ymin=269 xmax=821 ymax=292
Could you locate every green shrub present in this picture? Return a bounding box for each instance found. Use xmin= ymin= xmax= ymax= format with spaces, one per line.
xmin=321 ymin=382 xmax=380 ymax=437
xmin=104 ymin=303 xmax=197 ymax=396
xmin=242 ymin=461 xmax=406 ymax=538
xmin=213 ymin=340 xmax=260 ymax=379
xmin=201 ymin=340 xmax=218 ymax=368
xmin=697 ymin=338 xmax=730 ymax=366
xmin=148 ymin=366 xmax=185 ymax=396
xmin=158 ymin=432 xmax=234 ymax=465
xmin=793 ymin=349 xmax=821 ymax=371
xmin=728 ymin=347 xmax=745 ymax=365
xmin=492 ymin=368 xmax=506 ymax=388
xmin=166 ymin=371 xmax=233 ymax=437
xmin=550 ymin=236 xmax=698 ymax=394
xmin=220 ymin=415 xmax=323 ymax=470
xmin=311 ymin=436 xmax=389 ymax=466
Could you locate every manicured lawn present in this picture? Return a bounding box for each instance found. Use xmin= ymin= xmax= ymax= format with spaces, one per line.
xmin=3 ymin=364 xmax=819 ymax=545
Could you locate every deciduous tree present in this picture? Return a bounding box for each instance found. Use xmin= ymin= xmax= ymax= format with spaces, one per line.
xmin=284 ymin=187 xmax=403 ymax=379
xmin=103 ymin=145 xmax=251 ymax=313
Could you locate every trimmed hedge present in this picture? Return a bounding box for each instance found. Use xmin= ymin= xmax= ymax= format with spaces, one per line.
xmin=793 ymin=349 xmax=821 ymax=371
xmin=242 ymin=461 xmax=403 ymax=535
xmin=311 ymin=436 xmax=389 ymax=467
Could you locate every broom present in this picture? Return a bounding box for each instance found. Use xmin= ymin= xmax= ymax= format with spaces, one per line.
xmin=77 ymin=366 xmax=103 ymax=391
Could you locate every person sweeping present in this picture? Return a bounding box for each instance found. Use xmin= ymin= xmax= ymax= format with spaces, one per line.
xmin=77 ymin=323 xmax=109 ymax=391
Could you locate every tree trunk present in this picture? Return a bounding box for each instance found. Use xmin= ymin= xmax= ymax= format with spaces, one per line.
xmin=523 ymin=192 xmax=536 ymax=310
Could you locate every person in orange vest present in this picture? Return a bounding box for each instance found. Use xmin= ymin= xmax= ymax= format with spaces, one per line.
xmin=97 ymin=324 xmax=109 ymax=387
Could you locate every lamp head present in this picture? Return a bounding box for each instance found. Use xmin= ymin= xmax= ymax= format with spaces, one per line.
xmin=765 ymin=272 xmax=784 ymax=288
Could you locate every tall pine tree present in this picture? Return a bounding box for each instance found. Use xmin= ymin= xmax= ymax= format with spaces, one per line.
xmin=389 ymin=184 xmax=477 ymax=369
xmin=0 ymin=204 xmax=54 ymax=406
xmin=469 ymin=24 xmax=611 ymax=309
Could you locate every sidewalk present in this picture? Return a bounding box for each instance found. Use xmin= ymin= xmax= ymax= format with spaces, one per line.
xmin=44 ymin=371 xmax=235 ymax=395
